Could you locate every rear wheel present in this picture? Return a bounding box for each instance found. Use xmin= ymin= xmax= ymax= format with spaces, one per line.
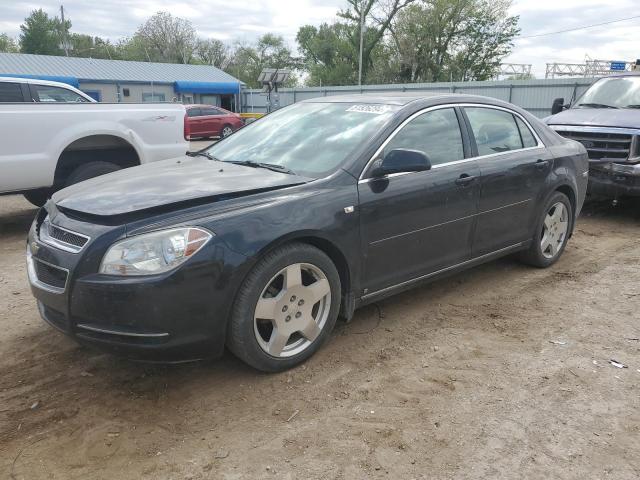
xmin=221 ymin=125 xmax=233 ymax=138
xmin=227 ymin=243 xmax=341 ymax=372
xmin=23 ymin=189 xmax=51 ymax=207
xmin=520 ymin=191 xmax=572 ymax=268
xmin=64 ymin=161 xmax=122 ymax=187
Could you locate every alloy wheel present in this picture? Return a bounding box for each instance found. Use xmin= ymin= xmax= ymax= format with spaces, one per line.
xmin=222 ymin=126 xmax=233 ymax=137
xmin=540 ymin=202 xmax=569 ymax=259
xmin=254 ymin=263 xmax=331 ymax=358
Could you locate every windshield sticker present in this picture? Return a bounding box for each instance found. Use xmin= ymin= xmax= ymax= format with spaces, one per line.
xmin=346 ymin=104 xmax=392 ymax=114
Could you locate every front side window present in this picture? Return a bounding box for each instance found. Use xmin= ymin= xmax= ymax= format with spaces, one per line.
xmin=33 ymin=85 xmax=87 ymax=102
xmin=187 ymin=108 xmax=202 ymax=117
xmin=208 ymin=102 xmax=399 ymax=178
xmin=465 ymin=107 xmax=523 ymax=156
xmin=384 ymin=108 xmax=464 ymax=166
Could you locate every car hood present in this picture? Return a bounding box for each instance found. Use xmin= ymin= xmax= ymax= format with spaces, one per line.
xmin=52 ymin=156 xmax=309 ymax=217
xmin=546 ymin=108 xmax=640 ymax=129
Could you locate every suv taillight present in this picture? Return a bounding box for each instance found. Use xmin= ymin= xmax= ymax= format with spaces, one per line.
xmin=184 ymin=112 xmax=191 ymax=141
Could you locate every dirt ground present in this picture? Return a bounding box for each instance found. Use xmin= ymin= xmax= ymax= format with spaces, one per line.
xmin=0 ymin=193 xmax=639 ymax=480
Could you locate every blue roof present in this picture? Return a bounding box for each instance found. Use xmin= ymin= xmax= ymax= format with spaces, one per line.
xmin=0 ymin=53 xmax=241 ymax=86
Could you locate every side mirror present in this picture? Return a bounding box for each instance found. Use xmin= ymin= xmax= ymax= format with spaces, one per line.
xmin=371 ymin=149 xmax=431 ymax=177
xmin=551 ymin=97 xmax=566 ymax=115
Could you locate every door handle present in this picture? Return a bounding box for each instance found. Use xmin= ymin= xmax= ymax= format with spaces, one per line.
xmin=455 ymin=174 xmax=476 ymax=186
xmin=535 ymin=159 xmax=550 ymax=170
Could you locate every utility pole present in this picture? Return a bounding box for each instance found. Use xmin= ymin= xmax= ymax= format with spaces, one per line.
xmin=60 ymin=5 xmax=69 ymax=56
xmin=358 ymin=2 xmax=365 ymax=86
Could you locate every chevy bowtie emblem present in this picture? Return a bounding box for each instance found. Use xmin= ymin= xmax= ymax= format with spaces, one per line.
xmin=31 ymin=241 xmax=39 ymax=253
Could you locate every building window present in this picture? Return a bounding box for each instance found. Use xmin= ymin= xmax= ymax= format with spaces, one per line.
xmin=142 ymin=93 xmax=166 ymax=102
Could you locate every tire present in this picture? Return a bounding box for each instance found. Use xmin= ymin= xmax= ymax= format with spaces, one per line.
xmin=65 ymin=161 xmax=122 ymax=187
xmin=519 ymin=191 xmax=573 ymax=268
xmin=23 ymin=189 xmax=51 ymax=207
xmin=227 ymin=243 xmax=341 ymax=372
xmin=221 ymin=125 xmax=233 ymax=138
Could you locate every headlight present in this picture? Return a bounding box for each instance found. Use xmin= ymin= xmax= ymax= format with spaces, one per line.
xmin=100 ymin=227 xmax=212 ymax=276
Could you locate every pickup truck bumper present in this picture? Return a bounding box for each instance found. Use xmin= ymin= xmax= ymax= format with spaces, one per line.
xmin=588 ymin=162 xmax=640 ymax=197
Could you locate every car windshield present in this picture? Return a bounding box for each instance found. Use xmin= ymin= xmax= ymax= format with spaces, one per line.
xmin=206 ymin=102 xmax=399 ymax=178
xmin=574 ymin=76 xmax=640 ymax=109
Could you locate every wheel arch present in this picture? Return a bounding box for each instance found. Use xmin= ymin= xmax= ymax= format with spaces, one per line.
xmin=54 ymin=134 xmax=141 ymax=187
xmin=247 ymin=231 xmax=353 ymax=318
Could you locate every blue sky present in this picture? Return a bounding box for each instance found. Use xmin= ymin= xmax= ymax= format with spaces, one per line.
xmin=1 ymin=0 xmax=639 ymax=77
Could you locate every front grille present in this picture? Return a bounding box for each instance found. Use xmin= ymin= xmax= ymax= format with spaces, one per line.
xmin=39 ymin=217 xmax=89 ymax=253
xmin=48 ymin=224 xmax=88 ymax=248
xmin=33 ymin=259 xmax=68 ymax=289
xmin=556 ymin=130 xmax=634 ymax=162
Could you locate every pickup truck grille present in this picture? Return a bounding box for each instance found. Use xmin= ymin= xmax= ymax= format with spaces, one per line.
xmin=554 ymin=130 xmax=633 ymax=162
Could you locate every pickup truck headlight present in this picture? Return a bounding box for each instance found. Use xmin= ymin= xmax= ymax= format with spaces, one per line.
xmin=100 ymin=227 xmax=212 ymax=276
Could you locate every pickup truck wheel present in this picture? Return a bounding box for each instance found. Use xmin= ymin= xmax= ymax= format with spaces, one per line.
xmin=519 ymin=191 xmax=572 ymax=268
xmin=23 ymin=189 xmax=51 ymax=207
xmin=227 ymin=243 xmax=341 ymax=372
xmin=65 ymin=161 xmax=122 ymax=187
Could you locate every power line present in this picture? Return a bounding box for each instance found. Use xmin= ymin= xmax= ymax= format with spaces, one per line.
xmin=518 ymin=14 xmax=640 ymax=39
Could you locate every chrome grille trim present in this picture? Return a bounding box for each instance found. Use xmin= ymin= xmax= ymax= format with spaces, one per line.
xmin=26 ymin=246 xmax=69 ymax=294
xmin=39 ymin=216 xmax=90 ymax=254
xmin=550 ymin=125 xmax=640 ymax=163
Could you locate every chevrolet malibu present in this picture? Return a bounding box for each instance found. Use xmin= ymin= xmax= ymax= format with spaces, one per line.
xmin=27 ymin=93 xmax=589 ymax=372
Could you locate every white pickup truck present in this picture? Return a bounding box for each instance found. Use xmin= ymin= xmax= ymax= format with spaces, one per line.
xmin=0 ymin=77 xmax=189 ymax=206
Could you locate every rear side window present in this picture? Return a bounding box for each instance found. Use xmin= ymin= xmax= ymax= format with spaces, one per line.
xmin=201 ymin=107 xmax=222 ymax=116
xmin=32 ymin=84 xmax=87 ymax=102
xmin=187 ymin=108 xmax=202 ymax=117
xmin=515 ymin=116 xmax=538 ymax=148
xmin=0 ymin=82 xmax=23 ymax=102
xmin=465 ymin=107 xmax=523 ymax=156
xmin=384 ymin=108 xmax=464 ymax=166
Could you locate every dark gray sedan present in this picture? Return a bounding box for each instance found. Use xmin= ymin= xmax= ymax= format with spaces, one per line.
xmin=27 ymin=93 xmax=589 ymax=371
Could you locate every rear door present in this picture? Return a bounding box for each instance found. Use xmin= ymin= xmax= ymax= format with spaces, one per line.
xmin=462 ymin=106 xmax=551 ymax=256
xmin=187 ymin=108 xmax=203 ymax=136
xmin=201 ymin=107 xmax=223 ymax=136
xmin=358 ymin=106 xmax=481 ymax=295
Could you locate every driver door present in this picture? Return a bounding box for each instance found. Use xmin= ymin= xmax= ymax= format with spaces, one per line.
xmin=358 ymin=107 xmax=481 ymax=296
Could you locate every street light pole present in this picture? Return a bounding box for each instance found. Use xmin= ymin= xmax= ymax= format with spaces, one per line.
xmin=358 ymin=2 xmax=364 ymax=86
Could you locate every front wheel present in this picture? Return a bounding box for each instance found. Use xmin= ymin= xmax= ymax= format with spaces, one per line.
xmin=227 ymin=243 xmax=341 ymax=372
xmin=519 ymin=191 xmax=572 ymax=268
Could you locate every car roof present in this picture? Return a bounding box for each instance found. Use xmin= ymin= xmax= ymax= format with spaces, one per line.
xmin=301 ymin=92 xmax=519 ymax=109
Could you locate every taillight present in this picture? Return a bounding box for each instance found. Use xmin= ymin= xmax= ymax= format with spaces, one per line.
xmin=184 ymin=113 xmax=191 ymax=141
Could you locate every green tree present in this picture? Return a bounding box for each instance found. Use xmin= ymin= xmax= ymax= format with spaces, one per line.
xmin=195 ymin=38 xmax=231 ymax=67
xmin=19 ymin=8 xmax=68 ymax=55
xmin=228 ymin=34 xmax=298 ymax=88
xmin=131 ymin=12 xmax=197 ymax=64
xmin=0 ymin=33 xmax=19 ymax=53
xmin=390 ymin=0 xmax=519 ymax=82
xmin=69 ymin=34 xmax=116 ymax=59
xmin=297 ymin=23 xmax=358 ymax=86
xmin=297 ymin=0 xmax=415 ymax=86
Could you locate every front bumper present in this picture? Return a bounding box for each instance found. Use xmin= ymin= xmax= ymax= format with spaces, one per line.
xmin=27 ymin=210 xmax=248 ymax=362
xmin=588 ymin=162 xmax=640 ymax=197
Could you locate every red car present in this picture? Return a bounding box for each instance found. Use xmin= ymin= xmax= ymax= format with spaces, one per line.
xmin=185 ymin=105 xmax=243 ymax=139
